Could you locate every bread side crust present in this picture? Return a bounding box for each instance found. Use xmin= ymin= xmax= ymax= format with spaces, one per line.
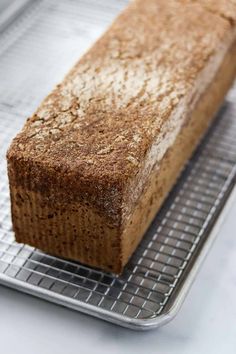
xmin=121 ymin=40 xmax=236 ymax=268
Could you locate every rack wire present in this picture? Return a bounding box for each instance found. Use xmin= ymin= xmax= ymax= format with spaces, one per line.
xmin=0 ymin=0 xmax=236 ymax=330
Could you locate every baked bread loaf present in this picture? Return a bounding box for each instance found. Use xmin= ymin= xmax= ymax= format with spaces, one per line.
xmin=7 ymin=0 xmax=236 ymax=273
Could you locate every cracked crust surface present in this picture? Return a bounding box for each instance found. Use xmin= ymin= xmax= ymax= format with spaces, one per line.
xmin=7 ymin=0 xmax=236 ymax=224
xmin=6 ymin=0 xmax=236 ymax=273
xmin=8 ymin=39 xmax=236 ymax=273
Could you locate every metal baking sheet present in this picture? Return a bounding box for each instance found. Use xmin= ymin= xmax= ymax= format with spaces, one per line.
xmin=0 ymin=0 xmax=236 ymax=330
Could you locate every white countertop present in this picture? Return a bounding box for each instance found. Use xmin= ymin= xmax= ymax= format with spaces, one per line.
xmin=1 ymin=196 xmax=236 ymax=354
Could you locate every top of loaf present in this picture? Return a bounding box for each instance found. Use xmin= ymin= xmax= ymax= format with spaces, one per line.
xmin=7 ymin=0 xmax=236 ymax=223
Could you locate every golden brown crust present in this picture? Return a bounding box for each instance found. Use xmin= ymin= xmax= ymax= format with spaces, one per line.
xmin=8 ymin=39 xmax=236 ymax=273
xmin=7 ymin=0 xmax=236 ymax=224
xmin=7 ymin=0 xmax=236 ymax=273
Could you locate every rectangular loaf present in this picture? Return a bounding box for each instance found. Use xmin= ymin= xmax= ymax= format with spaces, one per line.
xmin=7 ymin=0 xmax=236 ymax=273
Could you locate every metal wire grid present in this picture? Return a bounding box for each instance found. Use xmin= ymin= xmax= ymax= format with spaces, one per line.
xmin=0 ymin=0 xmax=236 ymax=328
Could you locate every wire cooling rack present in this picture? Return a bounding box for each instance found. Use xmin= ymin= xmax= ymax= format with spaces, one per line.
xmin=0 ymin=0 xmax=236 ymax=330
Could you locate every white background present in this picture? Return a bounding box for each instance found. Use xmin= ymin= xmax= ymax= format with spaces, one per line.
xmin=1 ymin=197 xmax=236 ymax=354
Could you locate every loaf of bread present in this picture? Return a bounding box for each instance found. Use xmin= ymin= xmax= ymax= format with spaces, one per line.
xmin=7 ymin=0 xmax=236 ymax=273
